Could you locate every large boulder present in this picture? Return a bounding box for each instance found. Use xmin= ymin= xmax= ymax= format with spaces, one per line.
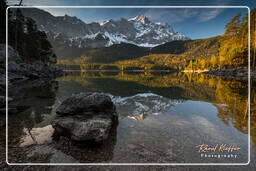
xmin=51 ymin=92 xmax=117 ymax=143
xmin=56 ymin=92 xmax=114 ymax=116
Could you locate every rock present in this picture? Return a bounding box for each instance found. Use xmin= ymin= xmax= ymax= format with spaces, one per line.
xmin=51 ymin=93 xmax=117 ymax=142
xmin=0 ymin=107 xmax=17 ymax=115
xmin=0 ymin=118 xmax=5 ymax=127
xmin=0 ymin=96 xmax=13 ymax=108
xmin=0 ymin=95 xmax=30 ymax=115
xmin=56 ymin=92 xmax=115 ymax=116
xmin=0 ymin=44 xmax=22 ymax=64
xmin=52 ymin=116 xmax=113 ymax=142
xmin=27 ymin=145 xmax=78 ymax=163
xmin=0 ymin=82 xmax=5 ymax=92
xmin=8 ymin=61 xmax=21 ymax=72
xmin=0 ymin=44 xmax=64 ymax=86
xmin=8 ymin=72 xmax=28 ymax=83
xmin=8 ymin=61 xmax=64 ymax=83
xmin=0 ymin=96 xmax=5 ymax=108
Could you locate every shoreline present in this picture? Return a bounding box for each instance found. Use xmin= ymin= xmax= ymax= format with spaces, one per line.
xmin=63 ymin=68 xmax=255 ymax=79
xmin=204 ymin=68 xmax=256 ymax=81
xmin=64 ymin=69 xmax=177 ymax=72
xmin=0 ymin=45 xmax=64 ymax=116
xmin=182 ymin=69 xmax=209 ymax=73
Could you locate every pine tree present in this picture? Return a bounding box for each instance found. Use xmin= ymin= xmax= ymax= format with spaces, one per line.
xmin=220 ymin=13 xmax=248 ymax=67
xmin=225 ymin=14 xmax=242 ymax=36
xmin=2 ymin=2 xmax=57 ymax=64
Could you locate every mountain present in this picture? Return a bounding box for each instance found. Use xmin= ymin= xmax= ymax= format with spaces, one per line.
xmin=62 ymin=36 xmax=220 ymax=65
xmin=76 ymin=43 xmax=149 ymax=63
xmin=151 ymin=36 xmax=220 ymax=59
xmin=115 ymin=36 xmax=220 ymax=68
xmin=21 ymin=8 xmax=189 ymax=58
xmin=111 ymin=36 xmax=220 ymax=70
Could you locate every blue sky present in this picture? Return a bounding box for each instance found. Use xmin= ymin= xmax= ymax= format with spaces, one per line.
xmin=7 ymin=0 xmax=256 ymax=39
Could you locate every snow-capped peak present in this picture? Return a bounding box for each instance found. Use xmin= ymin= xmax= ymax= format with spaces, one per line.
xmin=24 ymin=8 xmax=190 ymax=49
xmin=100 ymin=19 xmax=114 ymax=26
xmin=100 ymin=20 xmax=109 ymax=26
xmin=129 ymin=15 xmax=150 ymax=25
xmin=61 ymin=15 xmax=189 ymax=48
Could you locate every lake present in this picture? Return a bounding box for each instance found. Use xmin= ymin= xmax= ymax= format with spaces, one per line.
xmin=6 ymin=71 xmax=254 ymax=164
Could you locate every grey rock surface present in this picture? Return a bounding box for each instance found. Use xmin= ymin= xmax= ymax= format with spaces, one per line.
xmin=52 ymin=93 xmax=117 ymax=142
xmin=56 ymin=92 xmax=115 ymax=116
xmin=0 ymin=44 xmax=22 ymax=64
xmin=52 ymin=116 xmax=113 ymax=142
xmin=0 ymin=44 xmax=64 ymax=91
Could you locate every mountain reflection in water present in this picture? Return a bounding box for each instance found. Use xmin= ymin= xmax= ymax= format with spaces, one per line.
xmin=6 ymin=71 xmax=254 ymax=163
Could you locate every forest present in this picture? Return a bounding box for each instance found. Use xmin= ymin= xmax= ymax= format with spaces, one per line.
xmin=0 ymin=0 xmax=56 ymax=64
xmin=186 ymin=9 xmax=256 ymax=70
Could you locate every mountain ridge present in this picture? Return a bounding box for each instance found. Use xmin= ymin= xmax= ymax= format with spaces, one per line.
xmin=57 ymin=36 xmax=220 ymax=65
xmin=21 ymin=8 xmax=190 ymax=59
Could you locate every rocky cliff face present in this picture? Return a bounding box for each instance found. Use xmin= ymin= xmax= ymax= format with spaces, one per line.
xmin=0 ymin=44 xmax=63 ymax=93
xmin=22 ymin=8 xmax=189 ymax=52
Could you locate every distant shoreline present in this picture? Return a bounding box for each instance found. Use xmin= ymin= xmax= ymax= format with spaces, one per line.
xmin=63 ymin=69 xmax=177 ymax=72
xmin=60 ymin=68 xmax=256 ymax=81
xmin=182 ymin=70 xmax=209 ymax=73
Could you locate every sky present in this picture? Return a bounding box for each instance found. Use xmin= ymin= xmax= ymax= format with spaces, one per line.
xmin=7 ymin=0 xmax=256 ymax=39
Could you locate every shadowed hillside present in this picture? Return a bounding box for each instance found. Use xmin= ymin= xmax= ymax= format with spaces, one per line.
xmin=76 ymin=43 xmax=150 ymax=63
xmin=151 ymin=36 xmax=220 ymax=60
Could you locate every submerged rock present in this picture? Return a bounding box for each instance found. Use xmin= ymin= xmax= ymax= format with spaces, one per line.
xmin=51 ymin=92 xmax=117 ymax=142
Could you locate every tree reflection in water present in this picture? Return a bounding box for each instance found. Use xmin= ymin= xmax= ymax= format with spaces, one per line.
xmin=57 ymin=71 xmax=255 ymax=147
xmin=5 ymin=71 xmax=255 ymax=163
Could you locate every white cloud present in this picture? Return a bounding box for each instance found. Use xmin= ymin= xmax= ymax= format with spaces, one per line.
xmin=143 ymin=8 xmax=224 ymax=24
xmin=198 ymin=8 xmax=224 ymax=22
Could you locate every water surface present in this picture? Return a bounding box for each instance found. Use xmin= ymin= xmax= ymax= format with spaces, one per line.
xmin=7 ymin=71 xmax=251 ymax=163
